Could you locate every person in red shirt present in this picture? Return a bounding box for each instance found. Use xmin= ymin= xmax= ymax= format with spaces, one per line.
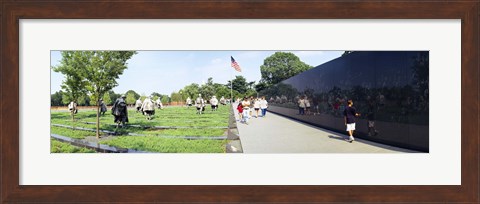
xmin=237 ymin=101 xmax=243 ymax=122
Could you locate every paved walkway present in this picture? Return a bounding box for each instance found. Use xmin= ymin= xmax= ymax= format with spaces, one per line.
xmin=233 ymin=104 xmax=417 ymax=153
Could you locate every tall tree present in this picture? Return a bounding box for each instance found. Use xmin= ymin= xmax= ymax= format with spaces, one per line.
xmin=125 ymin=90 xmax=140 ymax=104
xmin=200 ymin=77 xmax=215 ymax=100
xmin=182 ymin=83 xmax=200 ymax=99
xmin=259 ymin=52 xmax=312 ymax=87
xmin=125 ymin=91 xmax=137 ymax=105
xmin=102 ymin=92 xmax=112 ymax=105
xmin=52 ymin=52 xmax=89 ymax=121
xmin=213 ymin=83 xmax=230 ymax=99
xmin=226 ymin=75 xmax=248 ymax=94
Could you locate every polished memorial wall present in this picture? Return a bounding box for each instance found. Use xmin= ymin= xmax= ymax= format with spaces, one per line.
xmin=260 ymin=51 xmax=429 ymax=152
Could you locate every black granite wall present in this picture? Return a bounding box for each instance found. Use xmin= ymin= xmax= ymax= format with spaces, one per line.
xmin=260 ymin=51 xmax=429 ymax=152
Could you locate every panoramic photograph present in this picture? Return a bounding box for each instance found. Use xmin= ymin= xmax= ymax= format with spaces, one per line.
xmin=50 ymin=50 xmax=429 ymax=153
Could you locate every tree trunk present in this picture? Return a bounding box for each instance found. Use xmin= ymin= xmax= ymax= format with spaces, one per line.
xmin=96 ymin=101 xmax=100 ymax=139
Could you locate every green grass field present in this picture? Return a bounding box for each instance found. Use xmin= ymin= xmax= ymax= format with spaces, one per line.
xmin=51 ymin=105 xmax=231 ymax=153
xmin=50 ymin=139 xmax=96 ymax=153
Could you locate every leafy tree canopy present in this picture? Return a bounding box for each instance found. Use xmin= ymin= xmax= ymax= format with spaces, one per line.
xmin=260 ymin=52 xmax=312 ymax=87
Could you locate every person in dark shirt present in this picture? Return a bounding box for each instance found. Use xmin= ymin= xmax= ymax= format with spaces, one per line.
xmin=343 ymin=99 xmax=360 ymax=143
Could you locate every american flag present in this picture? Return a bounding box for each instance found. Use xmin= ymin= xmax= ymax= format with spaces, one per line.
xmin=231 ymin=56 xmax=242 ymax=72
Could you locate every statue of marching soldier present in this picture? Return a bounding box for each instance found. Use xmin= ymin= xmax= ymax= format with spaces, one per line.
xmin=112 ymin=94 xmax=129 ymax=128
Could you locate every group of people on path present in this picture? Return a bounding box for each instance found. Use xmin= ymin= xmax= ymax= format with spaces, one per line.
xmin=236 ymin=96 xmax=268 ymax=125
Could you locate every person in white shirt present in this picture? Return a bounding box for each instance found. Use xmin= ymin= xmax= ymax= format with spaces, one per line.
xmin=210 ymin=96 xmax=219 ymax=111
xmin=260 ymin=96 xmax=268 ymax=117
xmin=253 ymin=98 xmax=261 ymax=118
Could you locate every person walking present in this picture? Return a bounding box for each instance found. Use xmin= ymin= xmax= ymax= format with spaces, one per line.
xmin=344 ymin=99 xmax=360 ymax=143
xmin=237 ymin=100 xmax=243 ymax=122
xmin=253 ymin=98 xmax=261 ymax=118
xmin=241 ymin=97 xmax=251 ymax=124
xmin=260 ymin=96 xmax=268 ymax=117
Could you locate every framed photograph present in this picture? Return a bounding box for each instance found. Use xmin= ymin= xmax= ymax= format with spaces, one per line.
xmin=1 ymin=1 xmax=478 ymax=203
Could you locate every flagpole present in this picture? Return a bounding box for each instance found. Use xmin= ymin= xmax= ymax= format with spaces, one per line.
xmin=230 ymin=65 xmax=233 ymax=102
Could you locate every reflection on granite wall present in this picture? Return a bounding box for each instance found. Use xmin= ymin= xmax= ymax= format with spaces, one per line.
xmin=260 ymin=51 xmax=429 ymax=152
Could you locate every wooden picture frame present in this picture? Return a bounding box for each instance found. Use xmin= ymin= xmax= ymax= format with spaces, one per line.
xmin=1 ymin=1 xmax=478 ymax=203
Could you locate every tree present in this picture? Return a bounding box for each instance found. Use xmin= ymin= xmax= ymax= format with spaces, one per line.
xmin=102 ymin=92 xmax=112 ymax=105
xmin=254 ymin=81 xmax=268 ymax=92
xmin=58 ymin=51 xmax=136 ymax=138
xmin=182 ymin=83 xmax=200 ymax=99
xmin=170 ymin=92 xmax=182 ymax=102
xmin=226 ymin=75 xmax=248 ymax=94
xmin=213 ymin=83 xmax=230 ymax=99
xmin=160 ymin=94 xmax=170 ymax=104
xmin=260 ymin=52 xmax=312 ymax=87
xmin=200 ymin=77 xmax=215 ymax=100
xmin=52 ymin=52 xmax=89 ymax=121
xmin=51 ymin=91 xmax=64 ymax=106
xmin=108 ymin=91 xmax=121 ymax=105
xmin=125 ymin=90 xmax=140 ymax=104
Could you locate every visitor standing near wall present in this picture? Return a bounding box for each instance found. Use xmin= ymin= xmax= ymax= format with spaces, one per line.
xmin=344 ymin=99 xmax=360 ymax=143
xmin=260 ymin=96 xmax=268 ymax=117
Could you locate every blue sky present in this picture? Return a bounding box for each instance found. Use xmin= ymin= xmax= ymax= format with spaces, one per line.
xmin=50 ymin=51 xmax=343 ymax=95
